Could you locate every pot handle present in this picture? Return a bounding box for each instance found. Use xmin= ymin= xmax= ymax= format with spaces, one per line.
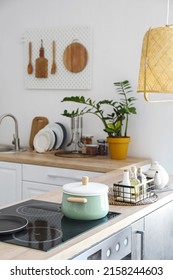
xmin=67 ymin=197 xmax=87 ymax=203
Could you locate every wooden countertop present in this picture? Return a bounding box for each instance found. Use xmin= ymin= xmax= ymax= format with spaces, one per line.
xmin=0 ymin=149 xmax=151 ymax=172
xmin=1 ymin=150 xmax=171 ymax=260
xmin=1 ymin=182 xmax=173 ymax=260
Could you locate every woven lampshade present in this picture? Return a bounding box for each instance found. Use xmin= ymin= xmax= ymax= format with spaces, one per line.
xmin=137 ymin=25 xmax=173 ymax=102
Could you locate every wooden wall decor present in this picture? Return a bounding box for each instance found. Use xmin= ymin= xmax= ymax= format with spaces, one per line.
xmin=24 ymin=26 xmax=92 ymax=90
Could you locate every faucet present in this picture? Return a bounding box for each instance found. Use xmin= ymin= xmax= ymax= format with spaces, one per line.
xmin=0 ymin=113 xmax=20 ymax=151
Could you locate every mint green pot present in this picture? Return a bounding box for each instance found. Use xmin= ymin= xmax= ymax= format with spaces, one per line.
xmin=62 ymin=193 xmax=109 ymax=220
xmin=62 ymin=178 xmax=109 ymax=220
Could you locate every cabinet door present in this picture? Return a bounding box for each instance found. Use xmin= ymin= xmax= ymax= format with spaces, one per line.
xmin=144 ymin=201 xmax=173 ymax=260
xmin=22 ymin=164 xmax=103 ymax=186
xmin=0 ymin=161 xmax=21 ymax=207
xmin=22 ymin=181 xmax=59 ymax=199
xmin=131 ymin=218 xmax=144 ymax=260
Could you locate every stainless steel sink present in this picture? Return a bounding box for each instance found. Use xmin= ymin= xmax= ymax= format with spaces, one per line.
xmin=0 ymin=144 xmax=26 ymax=153
xmin=0 ymin=145 xmax=14 ymax=152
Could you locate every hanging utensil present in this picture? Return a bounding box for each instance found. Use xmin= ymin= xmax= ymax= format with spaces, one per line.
xmin=79 ymin=116 xmax=83 ymax=146
xmin=67 ymin=117 xmax=75 ymax=147
xmin=77 ymin=116 xmax=83 ymax=148
xmin=74 ymin=116 xmax=80 ymax=152
xmin=27 ymin=42 xmax=33 ymax=74
xmin=63 ymin=41 xmax=88 ymax=73
xmin=35 ymin=40 xmax=48 ymax=78
xmin=51 ymin=40 xmax=57 ymax=74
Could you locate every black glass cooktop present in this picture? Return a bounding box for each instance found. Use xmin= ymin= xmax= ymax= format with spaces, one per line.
xmin=0 ymin=199 xmax=120 ymax=252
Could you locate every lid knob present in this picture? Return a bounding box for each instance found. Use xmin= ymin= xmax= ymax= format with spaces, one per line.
xmin=82 ymin=176 xmax=89 ymax=186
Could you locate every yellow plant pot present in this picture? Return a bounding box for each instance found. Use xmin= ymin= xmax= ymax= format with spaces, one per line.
xmin=107 ymin=137 xmax=130 ymax=160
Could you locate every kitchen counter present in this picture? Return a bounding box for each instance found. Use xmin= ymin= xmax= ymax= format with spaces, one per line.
xmin=0 ymin=149 xmax=151 ymax=172
xmin=1 ymin=150 xmax=172 ymax=260
xmin=0 ymin=165 xmax=173 ymax=259
xmin=0 ymin=181 xmax=173 ymax=260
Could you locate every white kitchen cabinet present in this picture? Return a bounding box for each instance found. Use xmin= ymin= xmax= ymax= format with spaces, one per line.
xmin=0 ymin=161 xmax=22 ymax=207
xmin=131 ymin=200 xmax=173 ymax=260
xmin=22 ymin=164 xmax=103 ymax=199
xmin=144 ymin=200 xmax=173 ymax=260
xmin=22 ymin=181 xmax=59 ymax=199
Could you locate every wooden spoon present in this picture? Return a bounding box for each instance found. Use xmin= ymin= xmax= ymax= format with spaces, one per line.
xmin=27 ymin=42 xmax=33 ymax=74
xmin=51 ymin=40 xmax=57 ymax=74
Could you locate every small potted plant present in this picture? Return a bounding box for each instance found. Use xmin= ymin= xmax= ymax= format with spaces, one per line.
xmin=61 ymin=80 xmax=137 ymax=159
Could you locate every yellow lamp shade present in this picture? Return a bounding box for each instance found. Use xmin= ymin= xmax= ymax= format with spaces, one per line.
xmin=137 ymin=25 xmax=173 ymax=102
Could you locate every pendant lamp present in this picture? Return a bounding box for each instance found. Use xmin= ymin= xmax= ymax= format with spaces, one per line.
xmin=137 ymin=0 xmax=173 ymax=102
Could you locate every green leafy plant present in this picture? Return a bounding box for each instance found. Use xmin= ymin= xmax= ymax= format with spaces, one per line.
xmin=61 ymin=80 xmax=137 ymax=137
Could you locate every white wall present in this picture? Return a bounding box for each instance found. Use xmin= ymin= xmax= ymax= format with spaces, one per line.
xmin=0 ymin=0 xmax=173 ymax=173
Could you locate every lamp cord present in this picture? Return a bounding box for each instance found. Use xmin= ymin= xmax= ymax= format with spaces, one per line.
xmin=167 ymin=0 xmax=170 ymax=25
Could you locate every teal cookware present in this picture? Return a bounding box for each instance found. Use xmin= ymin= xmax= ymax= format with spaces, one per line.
xmin=62 ymin=176 xmax=109 ymax=220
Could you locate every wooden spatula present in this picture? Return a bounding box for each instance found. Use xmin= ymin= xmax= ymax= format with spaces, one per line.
xmin=27 ymin=42 xmax=33 ymax=74
xmin=51 ymin=40 xmax=57 ymax=74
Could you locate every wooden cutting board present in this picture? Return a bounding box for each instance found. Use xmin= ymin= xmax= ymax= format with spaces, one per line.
xmin=63 ymin=42 xmax=88 ymax=73
xmin=29 ymin=116 xmax=49 ymax=149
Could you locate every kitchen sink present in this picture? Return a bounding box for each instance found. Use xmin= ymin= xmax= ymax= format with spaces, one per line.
xmin=0 ymin=144 xmax=26 ymax=153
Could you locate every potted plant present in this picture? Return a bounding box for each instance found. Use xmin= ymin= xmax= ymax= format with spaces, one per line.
xmin=61 ymin=80 xmax=137 ymax=159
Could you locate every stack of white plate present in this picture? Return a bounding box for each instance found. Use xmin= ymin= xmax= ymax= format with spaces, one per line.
xmin=33 ymin=123 xmax=66 ymax=153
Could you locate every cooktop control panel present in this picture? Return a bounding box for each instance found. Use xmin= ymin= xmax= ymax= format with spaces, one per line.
xmin=72 ymin=227 xmax=131 ymax=260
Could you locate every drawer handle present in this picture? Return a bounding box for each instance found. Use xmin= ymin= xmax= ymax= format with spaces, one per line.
xmin=47 ymin=174 xmax=59 ymax=178
xmin=67 ymin=197 xmax=87 ymax=203
xmin=48 ymin=174 xmax=81 ymax=181
xmin=136 ymin=230 xmax=144 ymax=260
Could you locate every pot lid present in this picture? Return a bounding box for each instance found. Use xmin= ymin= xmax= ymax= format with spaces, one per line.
xmin=62 ymin=176 xmax=108 ymax=196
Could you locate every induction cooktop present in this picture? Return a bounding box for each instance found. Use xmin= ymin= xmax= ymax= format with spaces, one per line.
xmin=0 ymin=199 xmax=120 ymax=252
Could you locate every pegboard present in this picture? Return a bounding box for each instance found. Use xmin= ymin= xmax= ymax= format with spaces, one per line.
xmin=24 ymin=26 xmax=92 ymax=90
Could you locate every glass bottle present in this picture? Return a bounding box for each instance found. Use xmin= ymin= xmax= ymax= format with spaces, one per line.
xmin=130 ymin=166 xmax=140 ymax=198
xmin=97 ymin=139 xmax=107 ymax=155
xmin=122 ymin=169 xmax=131 ymax=199
xmin=137 ymin=167 xmax=147 ymax=195
xmin=137 ymin=167 xmax=146 ymax=183
xmin=154 ymin=171 xmax=161 ymax=188
xmin=122 ymin=169 xmax=131 ymax=185
xmin=130 ymin=166 xmax=140 ymax=186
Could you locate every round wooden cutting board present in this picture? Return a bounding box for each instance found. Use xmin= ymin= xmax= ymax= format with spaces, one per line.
xmin=63 ymin=42 xmax=88 ymax=73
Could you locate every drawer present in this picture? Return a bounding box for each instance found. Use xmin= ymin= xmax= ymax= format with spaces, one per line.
xmin=22 ymin=164 xmax=103 ymax=186
xmin=22 ymin=181 xmax=59 ymax=199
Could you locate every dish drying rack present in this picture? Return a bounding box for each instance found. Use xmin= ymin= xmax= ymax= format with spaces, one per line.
xmin=109 ymin=178 xmax=158 ymax=206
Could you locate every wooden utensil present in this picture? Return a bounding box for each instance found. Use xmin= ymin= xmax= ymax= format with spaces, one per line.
xmin=27 ymin=42 xmax=33 ymax=75
xmin=63 ymin=42 xmax=88 ymax=73
xmin=51 ymin=40 xmax=57 ymax=74
xmin=35 ymin=40 xmax=48 ymax=78
xmin=29 ymin=116 xmax=49 ymax=149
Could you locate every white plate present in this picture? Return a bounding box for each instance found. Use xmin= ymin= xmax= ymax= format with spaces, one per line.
xmin=44 ymin=128 xmax=56 ymax=150
xmin=56 ymin=122 xmax=66 ymax=146
xmin=33 ymin=131 xmax=50 ymax=153
xmin=46 ymin=123 xmax=64 ymax=149
xmin=33 ymin=128 xmax=55 ymax=153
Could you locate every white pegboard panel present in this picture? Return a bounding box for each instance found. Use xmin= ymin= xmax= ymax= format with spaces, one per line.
xmin=24 ymin=26 xmax=92 ymax=90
